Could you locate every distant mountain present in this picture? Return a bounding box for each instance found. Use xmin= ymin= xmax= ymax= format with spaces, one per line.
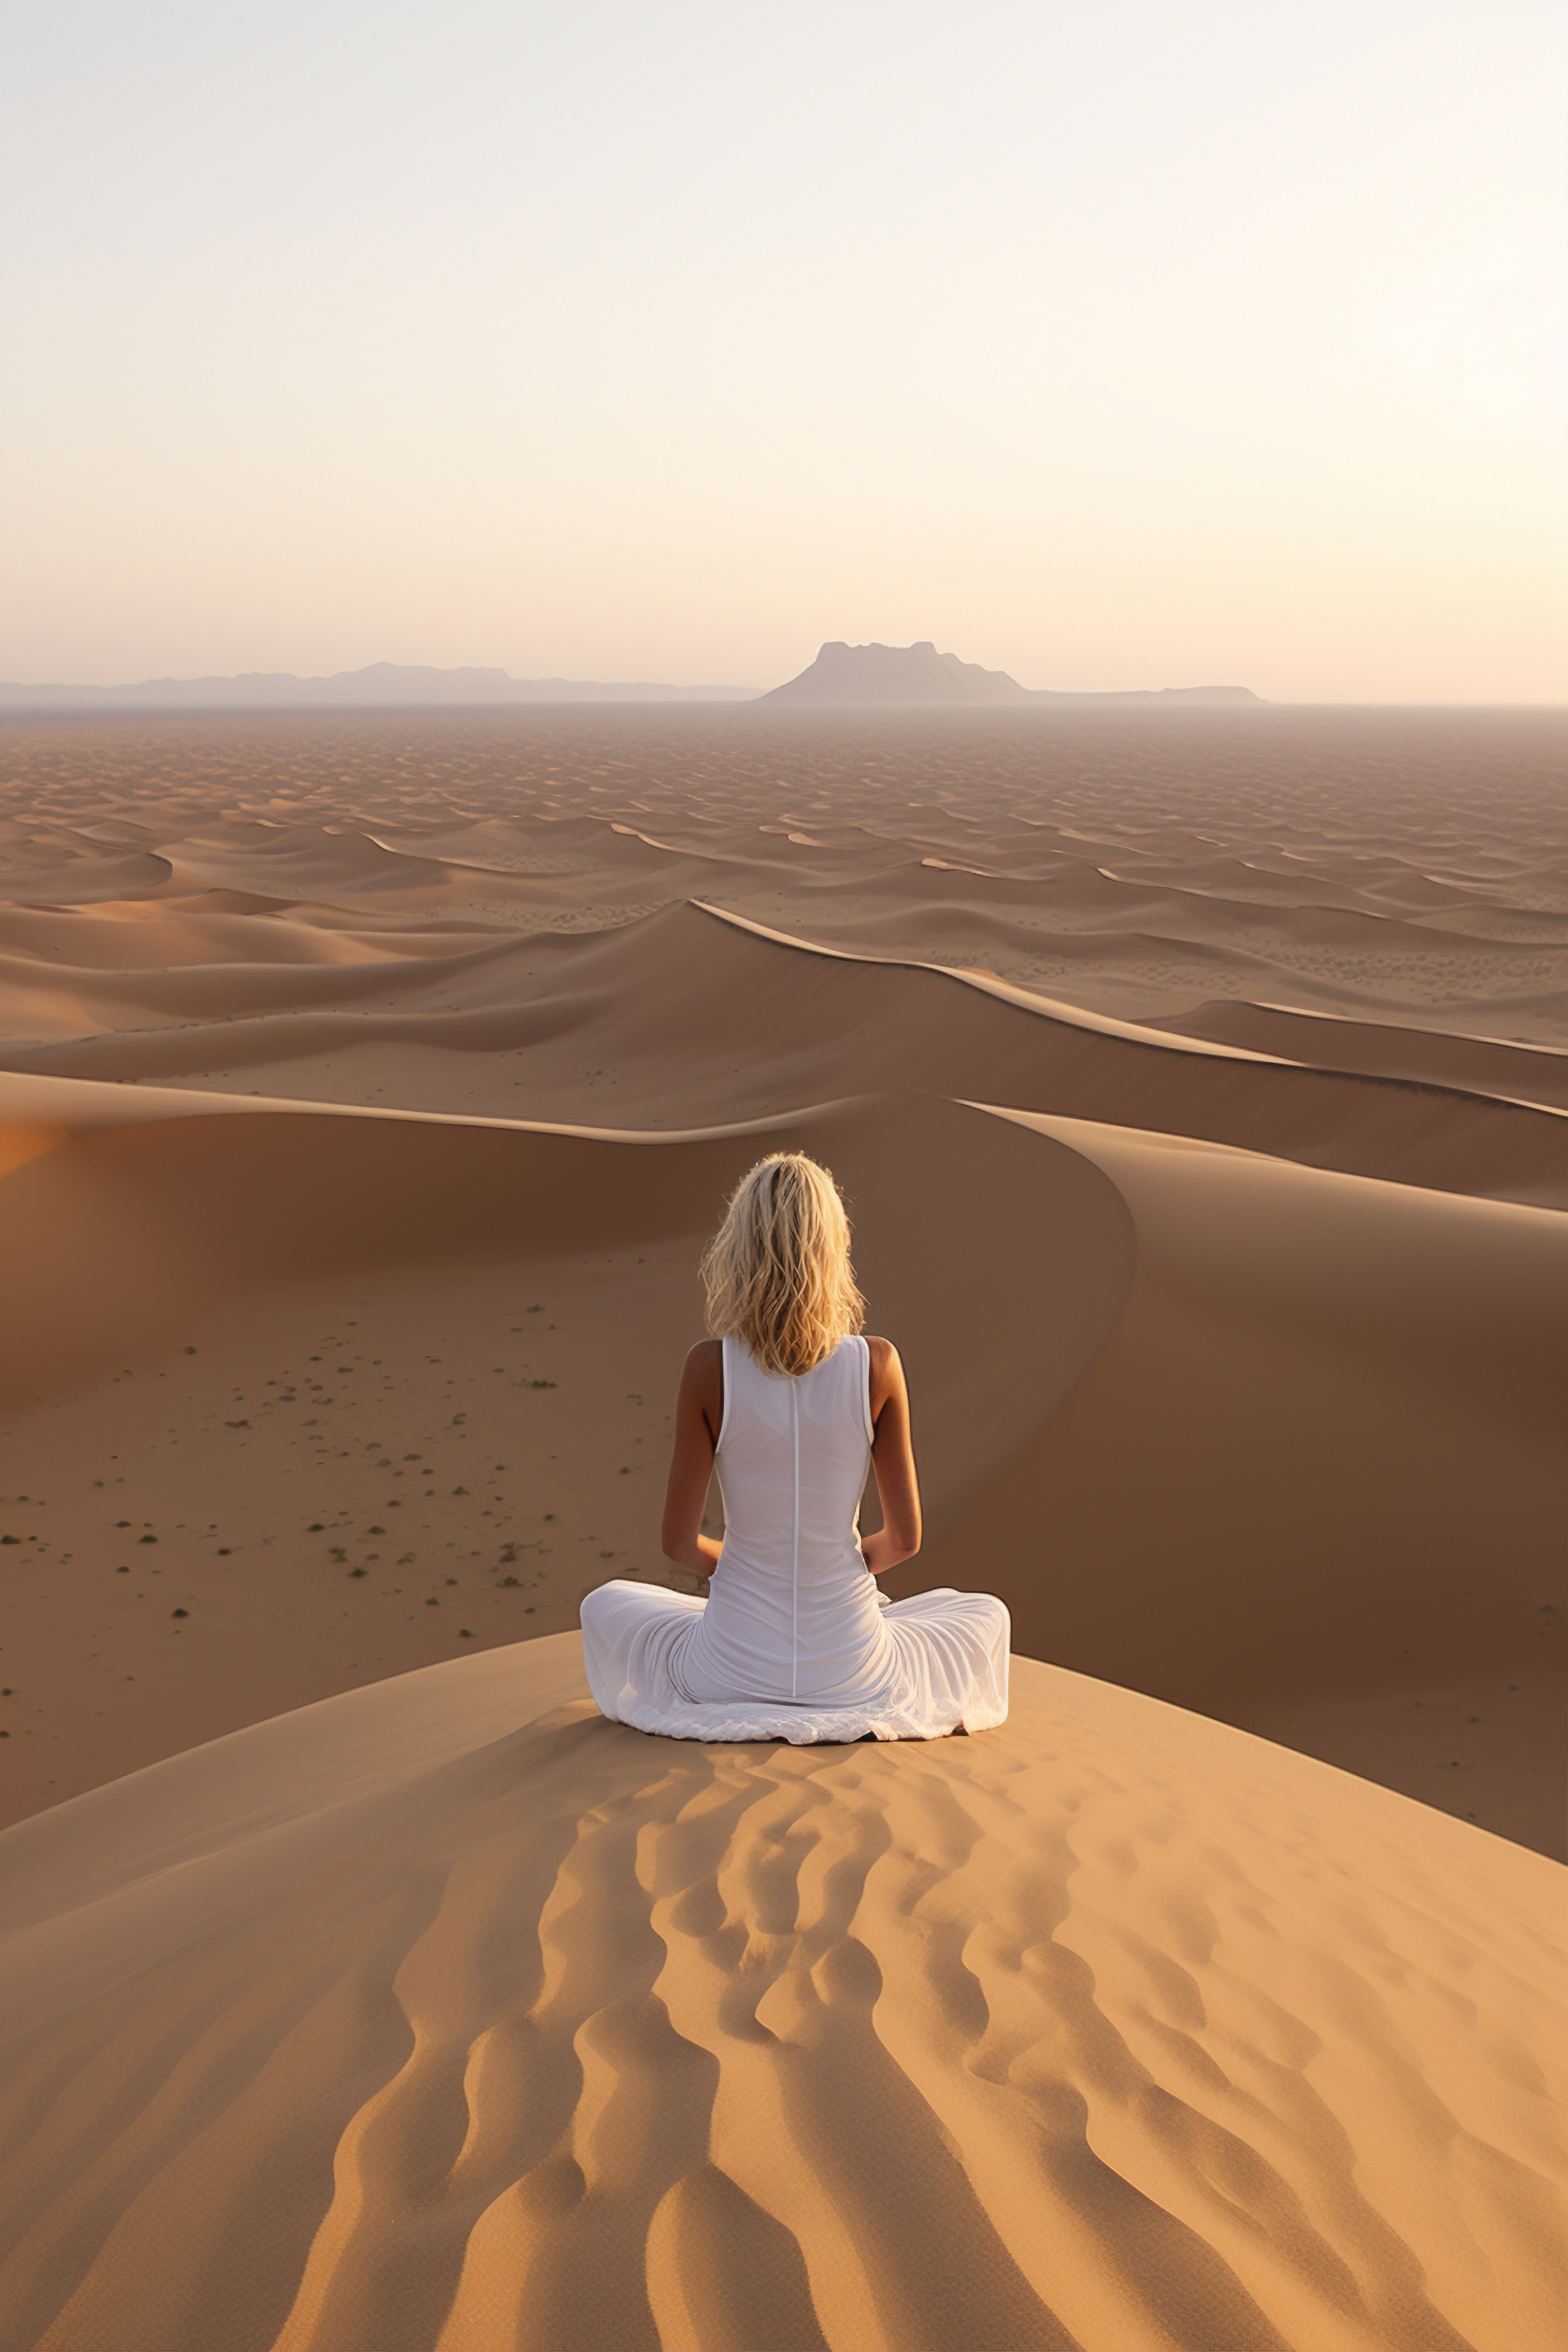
xmin=760 ymin=641 xmax=1029 ymax=706
xmin=760 ymin=641 xmax=1263 ymax=708
xmin=0 ymin=662 xmax=760 ymax=711
xmin=0 ymin=648 xmax=1264 ymax=714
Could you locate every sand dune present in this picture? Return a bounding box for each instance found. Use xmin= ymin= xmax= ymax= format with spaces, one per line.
xmin=911 ymin=1109 xmax=1565 ymax=1858
xmin=1 ymin=706 xmax=1562 ymax=1040
xmin=0 ymin=850 xmax=176 ymax=903
xmin=0 ymin=902 xmax=1560 ymax=1209
xmin=0 ymin=1081 xmax=1132 ymax=1823
xmin=1 ymin=1638 xmax=1562 ymax=2352
xmin=0 ymin=708 xmax=1561 ymax=1855
xmin=0 ymin=1066 xmax=1559 ymax=1855
xmin=1145 ymin=1000 xmax=1568 ymax=1113
xmin=0 ymin=705 xmax=1563 ymax=2349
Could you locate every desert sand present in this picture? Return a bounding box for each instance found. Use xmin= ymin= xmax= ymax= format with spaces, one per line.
xmin=0 ymin=704 xmax=1563 ymax=2350
xmin=2 ymin=1636 xmax=1564 ymax=2352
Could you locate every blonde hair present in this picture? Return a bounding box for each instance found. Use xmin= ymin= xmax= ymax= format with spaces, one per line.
xmin=700 ymin=1153 xmax=865 ymax=1377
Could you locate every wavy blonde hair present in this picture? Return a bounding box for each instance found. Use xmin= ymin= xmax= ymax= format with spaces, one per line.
xmin=700 ymin=1153 xmax=865 ymax=1377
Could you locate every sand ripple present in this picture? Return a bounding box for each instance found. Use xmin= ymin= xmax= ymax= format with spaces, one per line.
xmin=0 ymin=1642 xmax=1562 ymax=2352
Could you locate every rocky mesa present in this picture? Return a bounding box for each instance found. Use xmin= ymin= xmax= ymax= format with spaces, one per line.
xmin=761 ymin=639 xmax=1263 ymax=707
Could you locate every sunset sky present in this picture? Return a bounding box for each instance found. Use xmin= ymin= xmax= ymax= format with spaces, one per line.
xmin=2 ymin=0 xmax=1563 ymax=701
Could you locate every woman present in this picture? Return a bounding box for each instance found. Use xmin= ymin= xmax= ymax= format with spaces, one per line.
xmin=580 ymin=1153 xmax=1010 ymax=1741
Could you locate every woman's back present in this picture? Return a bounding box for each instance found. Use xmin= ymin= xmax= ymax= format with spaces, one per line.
xmin=714 ymin=1332 xmax=873 ymax=1569
xmin=681 ymin=1334 xmax=890 ymax=1705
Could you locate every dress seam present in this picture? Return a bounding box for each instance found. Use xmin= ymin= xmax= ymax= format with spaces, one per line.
xmin=790 ymin=1380 xmax=800 ymax=1699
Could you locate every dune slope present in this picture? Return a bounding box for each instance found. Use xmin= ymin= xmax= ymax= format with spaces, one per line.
xmin=1 ymin=901 xmax=1560 ymax=1207
xmin=908 ymin=1110 xmax=1567 ymax=1855
xmin=0 ymin=1079 xmax=1132 ymax=1823
xmin=1 ymin=1638 xmax=1562 ymax=2352
xmin=2 ymin=1071 xmax=1560 ymax=1851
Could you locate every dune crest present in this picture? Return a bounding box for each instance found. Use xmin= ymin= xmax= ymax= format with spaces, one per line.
xmin=2 ymin=896 xmax=1558 ymax=1205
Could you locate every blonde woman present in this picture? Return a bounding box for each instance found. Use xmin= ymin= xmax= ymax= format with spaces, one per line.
xmin=581 ymin=1153 xmax=1010 ymax=1741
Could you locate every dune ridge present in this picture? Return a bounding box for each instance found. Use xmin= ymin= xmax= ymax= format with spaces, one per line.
xmin=0 ymin=900 xmax=1558 ymax=1210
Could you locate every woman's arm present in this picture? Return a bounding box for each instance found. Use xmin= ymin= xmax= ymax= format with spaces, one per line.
xmin=661 ymin=1341 xmax=725 ymax=1577
xmin=861 ymin=1337 xmax=922 ymax=1576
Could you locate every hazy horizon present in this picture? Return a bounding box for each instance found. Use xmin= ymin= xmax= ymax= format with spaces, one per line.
xmin=0 ymin=649 xmax=1562 ymax=710
xmin=3 ymin=2 xmax=1563 ymax=705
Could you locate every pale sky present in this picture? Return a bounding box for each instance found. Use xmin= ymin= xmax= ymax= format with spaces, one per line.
xmin=2 ymin=0 xmax=1563 ymax=700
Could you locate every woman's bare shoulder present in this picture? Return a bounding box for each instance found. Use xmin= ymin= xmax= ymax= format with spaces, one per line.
xmin=679 ymin=1340 xmax=724 ymax=1435
xmin=863 ymin=1337 xmax=910 ymax=1436
xmin=682 ymin=1337 xmax=723 ymax=1392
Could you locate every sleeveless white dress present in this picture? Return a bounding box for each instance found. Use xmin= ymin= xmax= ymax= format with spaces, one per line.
xmin=580 ymin=1335 xmax=1010 ymax=1742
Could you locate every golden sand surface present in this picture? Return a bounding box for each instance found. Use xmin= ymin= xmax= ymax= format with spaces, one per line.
xmin=2 ymin=1638 xmax=1563 ymax=2352
xmin=0 ymin=707 xmax=1563 ymax=2351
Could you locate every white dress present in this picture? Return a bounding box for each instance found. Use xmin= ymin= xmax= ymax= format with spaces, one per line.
xmin=580 ymin=1334 xmax=1010 ymax=1743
